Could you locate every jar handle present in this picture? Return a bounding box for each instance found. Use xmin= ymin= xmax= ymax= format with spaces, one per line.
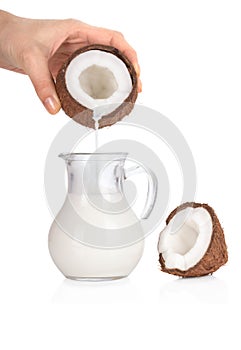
xmin=124 ymin=165 xmax=157 ymax=219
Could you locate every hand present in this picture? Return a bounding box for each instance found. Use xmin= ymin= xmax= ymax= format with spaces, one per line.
xmin=0 ymin=10 xmax=141 ymax=114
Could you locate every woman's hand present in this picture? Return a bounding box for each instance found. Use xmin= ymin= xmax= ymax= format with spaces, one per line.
xmin=0 ymin=10 xmax=141 ymax=114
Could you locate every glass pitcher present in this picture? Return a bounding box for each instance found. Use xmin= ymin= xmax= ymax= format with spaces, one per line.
xmin=48 ymin=152 xmax=157 ymax=281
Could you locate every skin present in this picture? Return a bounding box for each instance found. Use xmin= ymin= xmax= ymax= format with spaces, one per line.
xmin=0 ymin=10 xmax=141 ymax=114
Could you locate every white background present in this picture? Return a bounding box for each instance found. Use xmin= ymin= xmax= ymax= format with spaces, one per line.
xmin=0 ymin=0 xmax=240 ymax=349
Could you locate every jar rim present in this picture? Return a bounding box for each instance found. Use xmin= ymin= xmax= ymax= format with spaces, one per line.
xmin=59 ymin=152 xmax=128 ymax=161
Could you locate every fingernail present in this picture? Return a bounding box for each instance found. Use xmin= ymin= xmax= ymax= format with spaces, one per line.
xmin=44 ymin=96 xmax=60 ymax=114
xmin=134 ymin=63 xmax=140 ymax=76
xmin=138 ymin=79 xmax=142 ymax=93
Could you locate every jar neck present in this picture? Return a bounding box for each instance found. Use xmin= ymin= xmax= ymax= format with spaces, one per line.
xmin=66 ymin=160 xmax=125 ymax=196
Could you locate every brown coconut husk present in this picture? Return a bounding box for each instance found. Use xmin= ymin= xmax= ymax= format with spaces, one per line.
xmin=56 ymin=44 xmax=138 ymax=129
xmin=159 ymin=202 xmax=228 ymax=277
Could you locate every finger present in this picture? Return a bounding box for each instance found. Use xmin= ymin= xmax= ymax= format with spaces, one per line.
xmin=107 ymin=31 xmax=141 ymax=77
xmin=86 ymin=27 xmax=141 ymax=77
xmin=23 ymin=49 xmax=61 ymax=114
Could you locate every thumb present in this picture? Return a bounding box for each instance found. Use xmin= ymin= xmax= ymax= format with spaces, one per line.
xmin=24 ymin=52 xmax=61 ymax=114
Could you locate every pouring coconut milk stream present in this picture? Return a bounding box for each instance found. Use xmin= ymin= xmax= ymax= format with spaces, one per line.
xmin=92 ymin=108 xmax=105 ymax=150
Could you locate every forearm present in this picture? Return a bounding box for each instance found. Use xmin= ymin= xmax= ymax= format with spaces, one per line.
xmin=0 ymin=10 xmax=23 ymax=71
xmin=0 ymin=10 xmax=12 ymax=68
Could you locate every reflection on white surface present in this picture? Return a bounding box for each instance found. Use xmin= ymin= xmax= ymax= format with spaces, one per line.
xmin=51 ymin=274 xmax=228 ymax=304
xmin=159 ymin=275 xmax=228 ymax=304
xmin=52 ymin=277 xmax=140 ymax=304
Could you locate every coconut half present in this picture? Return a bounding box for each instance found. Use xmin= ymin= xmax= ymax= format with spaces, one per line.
xmin=56 ymin=44 xmax=138 ymax=128
xmin=158 ymin=202 xmax=228 ymax=277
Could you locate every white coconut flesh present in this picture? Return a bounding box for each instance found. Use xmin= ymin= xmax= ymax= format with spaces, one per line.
xmin=65 ymin=50 xmax=133 ymax=115
xmin=158 ymin=207 xmax=212 ymax=271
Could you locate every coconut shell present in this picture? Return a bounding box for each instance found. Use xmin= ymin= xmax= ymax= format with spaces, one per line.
xmin=55 ymin=44 xmax=138 ymax=129
xmin=159 ymin=202 xmax=228 ymax=277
